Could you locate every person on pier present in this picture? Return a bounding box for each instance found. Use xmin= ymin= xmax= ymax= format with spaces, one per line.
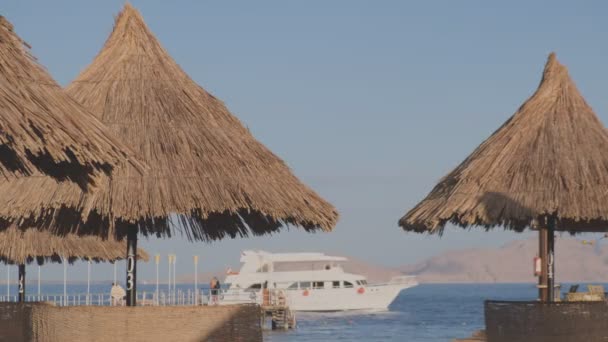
xmin=111 ymin=283 xmax=126 ymax=306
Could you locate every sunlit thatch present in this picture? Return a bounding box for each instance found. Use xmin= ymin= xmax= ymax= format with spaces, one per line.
xmin=0 ymin=227 xmax=149 ymax=265
xmin=400 ymin=53 xmax=608 ymax=234
xmin=65 ymin=4 xmax=338 ymax=240
xmin=0 ymin=16 xmax=144 ymax=189
xmin=0 ymin=16 xmax=147 ymax=232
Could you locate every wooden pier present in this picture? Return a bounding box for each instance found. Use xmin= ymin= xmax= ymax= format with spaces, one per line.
xmin=261 ymin=304 xmax=296 ymax=330
xmin=260 ymin=289 xmax=296 ymax=330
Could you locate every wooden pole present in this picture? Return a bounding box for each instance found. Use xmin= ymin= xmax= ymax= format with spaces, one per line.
xmin=126 ymin=228 xmax=137 ymax=306
xmin=547 ymin=217 xmax=556 ymax=302
xmin=538 ymin=226 xmax=549 ymax=302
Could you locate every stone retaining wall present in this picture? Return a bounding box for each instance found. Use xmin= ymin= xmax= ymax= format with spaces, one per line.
xmin=0 ymin=303 xmax=261 ymax=342
xmin=485 ymin=300 xmax=608 ymax=342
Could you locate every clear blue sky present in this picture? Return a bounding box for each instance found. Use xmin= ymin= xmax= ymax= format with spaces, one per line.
xmin=2 ymin=1 xmax=608 ymax=283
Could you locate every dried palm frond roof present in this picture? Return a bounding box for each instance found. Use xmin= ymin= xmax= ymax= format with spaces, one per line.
xmin=0 ymin=15 xmax=145 ymax=189
xmin=65 ymin=4 xmax=338 ymax=240
xmin=0 ymin=227 xmax=149 ymax=265
xmin=0 ymin=16 xmax=146 ymax=232
xmin=400 ymin=53 xmax=608 ymax=234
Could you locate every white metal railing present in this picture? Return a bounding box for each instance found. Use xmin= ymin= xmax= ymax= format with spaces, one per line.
xmin=370 ymin=275 xmax=418 ymax=287
xmin=0 ymin=288 xmax=262 ymax=307
xmin=218 ymin=288 xmax=289 ymax=307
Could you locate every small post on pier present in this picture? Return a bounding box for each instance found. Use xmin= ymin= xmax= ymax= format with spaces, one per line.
xmin=37 ymin=265 xmax=41 ymax=299
xmin=63 ymin=258 xmax=67 ymax=306
xmin=173 ymin=255 xmax=177 ymax=302
xmin=126 ymin=227 xmax=138 ymax=306
xmin=167 ymin=254 xmax=172 ymax=304
xmin=18 ymin=264 xmax=25 ymax=303
xmin=155 ymin=254 xmax=160 ymax=305
xmin=87 ymin=258 xmax=91 ymax=305
xmin=193 ymin=255 xmax=198 ymax=305
xmin=6 ymin=265 xmax=9 ymax=299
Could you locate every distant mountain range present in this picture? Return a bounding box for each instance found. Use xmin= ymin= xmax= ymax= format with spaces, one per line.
xmin=401 ymin=236 xmax=608 ymax=283
xmin=145 ymin=236 xmax=608 ymax=285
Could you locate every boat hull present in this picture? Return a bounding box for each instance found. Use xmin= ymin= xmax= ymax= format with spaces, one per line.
xmin=219 ymin=281 xmax=417 ymax=312
xmin=285 ymin=283 xmax=415 ymax=312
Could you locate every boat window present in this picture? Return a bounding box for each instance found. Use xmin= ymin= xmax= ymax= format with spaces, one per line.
xmin=343 ymin=281 xmax=353 ymax=288
xmin=332 ymin=281 xmax=340 ymax=288
xmin=248 ymin=283 xmax=262 ymax=290
xmin=287 ymin=282 xmax=299 ymax=290
xmin=299 ymin=281 xmax=311 ymax=289
xmin=361 ymin=280 xmax=367 ymax=285
xmin=313 ymin=282 xmax=324 ymax=289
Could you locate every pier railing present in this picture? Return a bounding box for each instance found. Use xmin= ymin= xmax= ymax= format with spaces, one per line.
xmin=0 ymin=288 xmax=259 ymax=307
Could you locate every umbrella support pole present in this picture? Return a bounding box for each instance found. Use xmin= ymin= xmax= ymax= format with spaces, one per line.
xmin=538 ymin=227 xmax=548 ymax=302
xmin=547 ymin=218 xmax=555 ymax=302
xmin=18 ymin=264 xmax=25 ymax=303
xmin=538 ymin=217 xmax=556 ymax=303
xmin=126 ymin=229 xmax=137 ymax=307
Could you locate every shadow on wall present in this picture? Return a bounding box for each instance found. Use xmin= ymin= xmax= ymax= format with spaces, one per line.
xmin=0 ymin=302 xmax=262 ymax=342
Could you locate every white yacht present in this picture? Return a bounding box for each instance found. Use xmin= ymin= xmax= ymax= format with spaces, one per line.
xmin=220 ymin=250 xmax=417 ymax=312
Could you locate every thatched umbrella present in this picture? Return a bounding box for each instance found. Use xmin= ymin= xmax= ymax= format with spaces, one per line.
xmin=65 ymin=4 xmax=338 ymax=305
xmin=0 ymin=16 xmax=144 ymax=189
xmin=399 ymin=53 xmax=608 ymax=302
xmin=0 ymin=226 xmax=149 ymax=302
xmin=0 ymin=227 xmax=149 ymax=266
xmin=0 ymin=15 xmax=147 ymax=303
xmin=0 ymin=15 xmax=147 ymax=241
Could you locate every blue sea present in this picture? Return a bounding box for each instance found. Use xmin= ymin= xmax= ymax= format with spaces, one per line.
xmin=265 ymin=283 xmax=539 ymax=342
xmin=13 ymin=283 xmax=548 ymax=341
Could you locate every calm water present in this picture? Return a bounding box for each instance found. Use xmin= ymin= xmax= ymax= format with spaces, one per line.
xmin=265 ymin=283 xmax=539 ymax=342
xmin=12 ymin=283 xmax=550 ymax=341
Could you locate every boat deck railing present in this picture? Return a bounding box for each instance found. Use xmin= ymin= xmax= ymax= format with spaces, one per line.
xmin=371 ymin=275 xmax=418 ymax=287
